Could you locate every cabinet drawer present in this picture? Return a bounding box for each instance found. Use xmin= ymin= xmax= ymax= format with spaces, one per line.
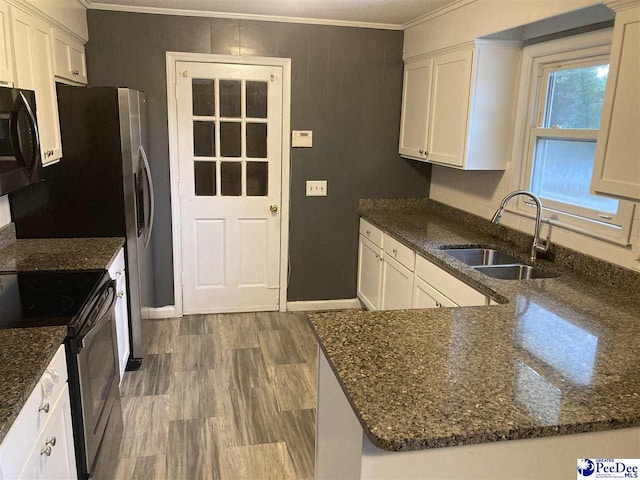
xmin=359 ymin=219 xmax=383 ymax=248
xmin=383 ymin=234 xmax=415 ymax=271
xmin=19 ymin=384 xmax=76 ymax=480
xmin=416 ymin=255 xmax=486 ymax=306
xmin=0 ymin=345 xmax=68 ymax=480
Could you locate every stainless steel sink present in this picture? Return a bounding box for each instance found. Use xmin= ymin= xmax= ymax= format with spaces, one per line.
xmin=442 ymin=248 xmax=521 ymax=266
xmin=473 ymin=264 xmax=556 ymax=280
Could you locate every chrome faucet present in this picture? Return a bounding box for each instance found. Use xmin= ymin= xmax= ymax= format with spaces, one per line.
xmin=491 ymin=190 xmax=548 ymax=261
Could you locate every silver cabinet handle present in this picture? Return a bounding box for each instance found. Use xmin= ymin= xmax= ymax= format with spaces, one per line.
xmin=40 ymin=437 xmax=56 ymax=456
xmin=435 ymin=301 xmax=442 ymax=308
xmin=38 ymin=403 xmax=50 ymax=413
xmin=392 ymin=248 xmax=398 ymax=256
xmin=46 ymin=437 xmax=56 ymax=447
xmin=72 ymin=70 xmax=79 ymax=76
xmin=116 ymin=269 xmax=124 ymax=276
xmin=117 ymin=291 xmax=124 ymax=298
xmin=419 ymin=149 xmax=424 ymax=154
xmin=366 ymin=229 xmax=371 ymax=235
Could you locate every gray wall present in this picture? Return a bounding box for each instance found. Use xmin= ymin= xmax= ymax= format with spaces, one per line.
xmin=86 ymin=11 xmax=431 ymax=305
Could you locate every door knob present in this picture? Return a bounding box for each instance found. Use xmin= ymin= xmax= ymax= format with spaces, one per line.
xmin=270 ymin=204 xmax=278 ymax=214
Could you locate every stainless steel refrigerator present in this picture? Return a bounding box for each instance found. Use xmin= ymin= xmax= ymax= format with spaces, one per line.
xmin=10 ymin=84 xmax=155 ymax=369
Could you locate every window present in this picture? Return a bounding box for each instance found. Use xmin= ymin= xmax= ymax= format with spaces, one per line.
xmin=515 ymin=30 xmax=634 ymax=243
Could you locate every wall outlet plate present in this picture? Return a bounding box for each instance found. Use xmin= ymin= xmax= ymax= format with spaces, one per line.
xmin=306 ymin=180 xmax=327 ymax=197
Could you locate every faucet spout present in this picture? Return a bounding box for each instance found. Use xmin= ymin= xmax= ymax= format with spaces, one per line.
xmin=491 ymin=190 xmax=548 ymax=261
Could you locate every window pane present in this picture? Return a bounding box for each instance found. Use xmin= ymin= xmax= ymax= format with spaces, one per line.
xmin=194 ymin=161 xmax=216 ymax=196
xmin=247 ymin=162 xmax=268 ymax=196
xmin=246 ymin=81 xmax=267 ymax=118
xmin=192 ymin=79 xmax=215 ymax=116
xmin=246 ymin=123 xmax=267 ymax=158
xmin=220 ymin=80 xmax=241 ymax=118
xmin=544 ymin=64 xmax=608 ymax=129
xmin=220 ymin=122 xmax=241 ymax=157
xmin=193 ymin=121 xmax=215 ymax=157
xmin=532 ymin=138 xmax=618 ymax=214
xmin=221 ymin=162 xmax=241 ymax=196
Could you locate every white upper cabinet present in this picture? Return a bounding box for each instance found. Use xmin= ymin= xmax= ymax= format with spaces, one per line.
xmin=54 ymin=27 xmax=87 ymax=84
xmin=399 ymin=40 xmax=522 ymax=170
xmin=0 ymin=1 xmax=13 ymax=85
xmin=23 ymin=0 xmax=88 ymax=41
xmin=399 ymin=58 xmax=431 ymax=160
xmin=591 ymin=0 xmax=640 ymax=202
xmin=10 ymin=4 xmax=63 ymax=165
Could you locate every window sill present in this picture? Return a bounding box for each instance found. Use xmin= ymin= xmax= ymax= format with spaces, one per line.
xmin=504 ymin=206 xmax=633 ymax=249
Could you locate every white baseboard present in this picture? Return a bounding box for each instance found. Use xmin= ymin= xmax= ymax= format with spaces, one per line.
xmin=143 ymin=306 xmax=179 ymax=319
xmin=286 ymin=298 xmax=363 ymax=312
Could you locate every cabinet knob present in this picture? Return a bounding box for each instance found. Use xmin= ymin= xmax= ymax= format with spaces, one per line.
xmin=38 ymin=403 xmax=50 ymax=413
xmin=117 ymin=291 xmax=124 ymax=298
xmin=366 ymin=229 xmax=371 ymax=235
xmin=72 ymin=70 xmax=79 ymax=75
xmin=116 ymin=269 xmax=124 ymax=276
xmin=392 ymin=248 xmax=398 ymax=256
xmin=435 ymin=301 xmax=442 ymax=308
xmin=419 ymin=149 xmax=423 ymax=154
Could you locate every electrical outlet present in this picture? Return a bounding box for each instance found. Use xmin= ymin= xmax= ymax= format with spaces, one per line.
xmin=306 ymin=180 xmax=327 ymax=197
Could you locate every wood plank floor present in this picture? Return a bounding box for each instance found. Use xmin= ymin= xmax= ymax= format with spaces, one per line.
xmin=114 ymin=312 xmax=318 ymax=480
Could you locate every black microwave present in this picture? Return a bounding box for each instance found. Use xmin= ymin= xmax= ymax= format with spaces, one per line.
xmin=0 ymin=88 xmax=41 ymax=195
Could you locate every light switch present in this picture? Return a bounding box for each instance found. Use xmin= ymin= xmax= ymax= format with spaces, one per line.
xmin=306 ymin=180 xmax=327 ymax=197
xmin=292 ymin=130 xmax=313 ymax=147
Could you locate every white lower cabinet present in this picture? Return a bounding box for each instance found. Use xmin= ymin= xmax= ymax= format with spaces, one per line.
xmin=0 ymin=345 xmax=77 ymax=480
xmin=20 ymin=384 xmax=76 ymax=480
xmin=108 ymin=247 xmax=129 ymax=382
xmin=357 ymin=235 xmax=383 ymax=311
xmin=381 ymin=255 xmax=414 ymax=310
xmin=412 ymin=276 xmax=457 ymax=309
xmin=357 ymin=218 xmax=489 ymax=311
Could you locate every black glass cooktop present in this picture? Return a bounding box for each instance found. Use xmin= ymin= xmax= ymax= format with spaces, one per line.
xmin=0 ymin=270 xmax=105 ymax=329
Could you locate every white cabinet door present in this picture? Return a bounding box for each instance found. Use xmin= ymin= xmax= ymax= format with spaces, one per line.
xmin=412 ymin=276 xmax=458 ymax=309
xmin=381 ymin=255 xmax=414 ymax=310
xmin=108 ymin=248 xmax=129 ymax=381
xmin=53 ymin=27 xmax=87 ymax=84
xmin=0 ymin=1 xmax=13 ymax=85
xmin=357 ymin=235 xmax=383 ymax=311
xmin=399 ymin=58 xmax=431 ymax=160
xmin=19 ymin=384 xmax=77 ymax=480
xmin=427 ymin=49 xmax=473 ymax=168
xmin=591 ymin=2 xmax=640 ymax=202
xmin=10 ymin=6 xmax=62 ymax=165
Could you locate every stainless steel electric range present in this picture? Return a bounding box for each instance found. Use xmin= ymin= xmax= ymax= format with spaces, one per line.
xmin=0 ymin=270 xmax=123 ymax=479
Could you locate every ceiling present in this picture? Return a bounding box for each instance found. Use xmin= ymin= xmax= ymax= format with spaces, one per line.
xmin=84 ymin=0 xmax=462 ymax=28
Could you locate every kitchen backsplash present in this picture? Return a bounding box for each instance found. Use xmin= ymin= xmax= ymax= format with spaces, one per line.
xmin=429 ymin=165 xmax=640 ymax=272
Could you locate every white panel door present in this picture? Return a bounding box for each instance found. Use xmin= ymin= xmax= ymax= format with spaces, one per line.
xmin=398 ymin=58 xmax=431 ymax=160
xmin=0 ymin=1 xmax=13 ymax=85
xmin=381 ymin=255 xmax=414 ymax=310
xmin=427 ymin=49 xmax=473 ymax=168
xmin=412 ymin=276 xmax=458 ymax=309
xmin=357 ymin=235 xmax=383 ymax=311
xmin=176 ymin=61 xmax=283 ymax=314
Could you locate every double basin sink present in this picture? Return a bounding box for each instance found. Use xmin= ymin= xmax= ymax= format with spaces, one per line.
xmin=441 ymin=248 xmax=556 ymax=280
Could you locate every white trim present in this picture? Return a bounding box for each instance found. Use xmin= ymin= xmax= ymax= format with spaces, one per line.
xmin=166 ymin=52 xmax=291 ymax=317
xmin=85 ymin=1 xmax=403 ymax=30
xmin=286 ymin=299 xmax=363 ymax=312
xmin=401 ymin=0 xmax=477 ymax=30
xmin=142 ymin=306 xmax=180 ymax=319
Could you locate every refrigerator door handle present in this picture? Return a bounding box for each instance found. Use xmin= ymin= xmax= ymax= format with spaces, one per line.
xmin=139 ymin=145 xmax=155 ymax=248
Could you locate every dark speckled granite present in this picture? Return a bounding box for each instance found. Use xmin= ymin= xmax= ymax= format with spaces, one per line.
xmin=0 ymin=327 xmax=67 ymax=444
xmin=308 ymin=199 xmax=640 ymax=452
xmin=0 ymin=237 xmax=124 ymax=272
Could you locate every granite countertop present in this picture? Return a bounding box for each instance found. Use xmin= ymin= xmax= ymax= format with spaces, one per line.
xmin=308 ymin=199 xmax=640 ymax=452
xmin=0 ymin=236 xmax=125 ymax=272
xmin=0 ymin=327 xmax=67 ymax=444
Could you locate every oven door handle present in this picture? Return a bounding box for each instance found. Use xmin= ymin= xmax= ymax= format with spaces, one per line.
xmin=79 ymin=281 xmax=117 ymax=352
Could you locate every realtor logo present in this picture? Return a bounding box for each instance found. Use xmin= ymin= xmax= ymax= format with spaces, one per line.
xmin=578 ymin=459 xmax=640 ymax=479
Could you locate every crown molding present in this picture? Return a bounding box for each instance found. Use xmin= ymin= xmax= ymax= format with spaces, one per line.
xmin=604 ymin=0 xmax=640 ymax=12
xmin=402 ymin=0 xmax=477 ymax=30
xmin=83 ymin=1 xmax=405 ymax=30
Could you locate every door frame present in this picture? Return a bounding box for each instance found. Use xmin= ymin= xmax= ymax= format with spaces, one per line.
xmin=166 ymin=52 xmax=292 ymax=317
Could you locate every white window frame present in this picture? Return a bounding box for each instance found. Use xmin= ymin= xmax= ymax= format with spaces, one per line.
xmin=511 ymin=29 xmax=635 ymax=246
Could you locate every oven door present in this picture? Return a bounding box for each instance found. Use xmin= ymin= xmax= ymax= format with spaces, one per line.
xmin=0 ymin=88 xmax=41 ymax=195
xmin=75 ymin=280 xmax=120 ymax=475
